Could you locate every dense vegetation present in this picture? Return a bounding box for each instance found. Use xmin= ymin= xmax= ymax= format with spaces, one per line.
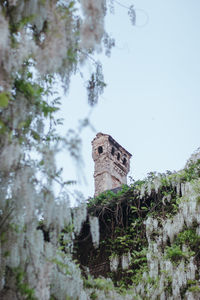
xmin=0 ymin=1 xmax=200 ymax=299
xmin=0 ymin=1 xmax=133 ymax=299
xmin=74 ymin=155 xmax=200 ymax=299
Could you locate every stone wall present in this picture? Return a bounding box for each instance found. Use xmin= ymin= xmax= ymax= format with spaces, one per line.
xmin=92 ymin=133 xmax=132 ymax=196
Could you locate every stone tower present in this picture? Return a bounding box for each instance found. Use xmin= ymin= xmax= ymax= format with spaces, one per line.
xmin=92 ymin=133 xmax=132 ymax=196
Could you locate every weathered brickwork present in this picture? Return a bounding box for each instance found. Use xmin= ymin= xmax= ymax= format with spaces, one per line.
xmin=92 ymin=133 xmax=132 ymax=196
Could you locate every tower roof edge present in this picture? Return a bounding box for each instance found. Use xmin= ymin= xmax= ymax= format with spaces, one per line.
xmin=92 ymin=132 xmax=132 ymax=157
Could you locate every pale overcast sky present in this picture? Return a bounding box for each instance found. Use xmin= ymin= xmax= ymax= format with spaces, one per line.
xmin=57 ymin=0 xmax=200 ymax=201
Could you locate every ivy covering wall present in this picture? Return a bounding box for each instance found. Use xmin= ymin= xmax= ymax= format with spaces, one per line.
xmin=74 ymin=150 xmax=200 ymax=299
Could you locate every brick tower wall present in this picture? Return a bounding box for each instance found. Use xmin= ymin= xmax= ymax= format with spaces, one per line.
xmin=92 ymin=133 xmax=132 ymax=196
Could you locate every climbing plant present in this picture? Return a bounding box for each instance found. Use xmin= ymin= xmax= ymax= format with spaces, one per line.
xmin=74 ymin=156 xmax=200 ymax=298
xmin=0 ymin=1 xmax=136 ymax=299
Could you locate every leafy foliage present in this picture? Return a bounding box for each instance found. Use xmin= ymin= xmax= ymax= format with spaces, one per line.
xmin=165 ymin=245 xmax=194 ymax=264
xmin=0 ymin=0 xmax=125 ymax=299
xmin=75 ymin=156 xmax=200 ymax=295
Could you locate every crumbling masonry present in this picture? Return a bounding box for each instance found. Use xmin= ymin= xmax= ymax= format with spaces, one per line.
xmin=92 ymin=133 xmax=132 ymax=196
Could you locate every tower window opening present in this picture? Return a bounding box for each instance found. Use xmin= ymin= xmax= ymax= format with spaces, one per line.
xmin=117 ymin=153 xmax=120 ymax=160
xmin=123 ymin=158 xmax=127 ymax=166
xmin=98 ymin=146 xmax=103 ymax=154
xmin=111 ymin=147 xmax=115 ymax=155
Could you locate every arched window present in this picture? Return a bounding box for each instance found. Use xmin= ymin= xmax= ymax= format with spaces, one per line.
xmin=111 ymin=147 xmax=115 ymax=155
xmin=123 ymin=158 xmax=127 ymax=166
xmin=117 ymin=153 xmax=120 ymax=160
xmin=98 ymin=146 xmax=103 ymax=154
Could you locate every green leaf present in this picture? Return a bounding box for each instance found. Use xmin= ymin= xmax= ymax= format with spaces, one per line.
xmin=141 ymin=206 xmax=148 ymax=211
xmin=69 ymin=1 xmax=75 ymax=9
xmin=0 ymin=92 xmax=9 ymax=108
xmin=31 ymin=130 xmax=40 ymax=141
xmin=0 ymin=119 xmax=7 ymax=134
